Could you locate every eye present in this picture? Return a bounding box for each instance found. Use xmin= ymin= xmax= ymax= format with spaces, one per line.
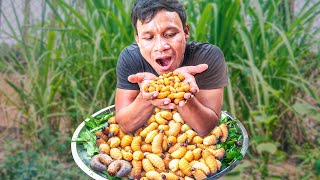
xmin=142 ymin=36 xmax=153 ymax=40
xmin=164 ymin=33 xmax=176 ymax=38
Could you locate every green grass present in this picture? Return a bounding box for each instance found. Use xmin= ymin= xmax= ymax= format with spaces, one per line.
xmin=0 ymin=0 xmax=319 ymax=179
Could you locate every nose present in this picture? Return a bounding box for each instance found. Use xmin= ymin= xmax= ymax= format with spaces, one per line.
xmin=154 ymin=36 xmax=170 ymax=52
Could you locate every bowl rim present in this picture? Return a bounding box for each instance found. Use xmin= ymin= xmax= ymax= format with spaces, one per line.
xmin=71 ymin=105 xmax=249 ymax=180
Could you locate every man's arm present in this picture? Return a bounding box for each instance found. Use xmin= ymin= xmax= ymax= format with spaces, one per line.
xmin=177 ymin=88 xmax=224 ymax=136
xmin=115 ymin=89 xmax=155 ymax=134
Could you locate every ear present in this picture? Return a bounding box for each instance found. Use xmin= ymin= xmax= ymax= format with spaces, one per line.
xmin=135 ymin=33 xmax=139 ymax=44
xmin=184 ymin=25 xmax=190 ymax=40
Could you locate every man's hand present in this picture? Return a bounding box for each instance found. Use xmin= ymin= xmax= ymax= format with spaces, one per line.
xmin=128 ymin=72 xmax=172 ymax=108
xmin=173 ymin=64 xmax=208 ymax=106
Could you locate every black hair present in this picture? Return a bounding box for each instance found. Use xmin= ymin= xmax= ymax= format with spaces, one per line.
xmin=131 ymin=0 xmax=187 ymax=35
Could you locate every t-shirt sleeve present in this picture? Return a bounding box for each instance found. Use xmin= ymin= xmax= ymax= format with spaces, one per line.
xmin=116 ymin=48 xmax=140 ymax=90
xmin=194 ymin=45 xmax=228 ymax=89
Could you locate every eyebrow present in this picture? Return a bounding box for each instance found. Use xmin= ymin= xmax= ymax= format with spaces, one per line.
xmin=140 ymin=26 xmax=179 ymax=36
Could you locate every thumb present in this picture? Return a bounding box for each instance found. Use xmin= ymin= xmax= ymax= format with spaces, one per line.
xmin=185 ymin=64 xmax=208 ymax=75
xmin=128 ymin=73 xmax=155 ymax=83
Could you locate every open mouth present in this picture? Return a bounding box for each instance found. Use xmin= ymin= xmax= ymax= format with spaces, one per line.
xmin=156 ymin=57 xmax=172 ymax=70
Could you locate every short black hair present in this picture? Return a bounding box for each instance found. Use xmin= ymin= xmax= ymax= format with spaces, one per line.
xmin=131 ymin=0 xmax=187 ymax=35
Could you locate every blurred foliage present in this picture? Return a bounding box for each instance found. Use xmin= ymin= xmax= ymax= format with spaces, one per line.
xmin=0 ymin=0 xmax=319 ymax=179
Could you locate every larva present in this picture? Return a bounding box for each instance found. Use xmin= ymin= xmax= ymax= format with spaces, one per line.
xmin=98 ymin=153 xmax=113 ymax=166
xmin=158 ymin=124 xmax=169 ymax=131
xmin=131 ymin=136 xmax=142 ymax=151
xmin=152 ymin=130 xmax=164 ymax=154
xmin=172 ymin=112 xmax=185 ymax=124
xmin=210 ymin=148 xmax=225 ymax=160
xmin=204 ymin=155 xmax=217 ymax=174
xmin=201 ymin=149 xmax=213 ymax=159
xmin=108 ymin=116 xmax=117 ymax=124
xmin=203 ymin=135 xmax=218 ymax=146
xmin=146 ymin=171 xmax=162 ymax=180
xmin=121 ymin=149 xmax=133 ymax=161
xmin=142 ymin=158 xmax=155 ymax=172
xmin=187 ymin=145 xmax=196 ymax=151
xmin=117 ymin=129 xmax=126 ymax=139
xmin=120 ymin=134 xmax=133 ymax=148
xmin=168 ymin=136 xmax=177 ymax=148
xmin=107 ymin=160 xmax=132 ymax=177
xmin=132 ymin=160 xmax=142 ymax=180
xmin=140 ymin=122 xmax=158 ymax=138
xmin=169 ymin=159 xmax=180 ymax=172
xmin=172 ymin=170 xmax=185 ymax=177
xmin=108 ymin=136 xmax=121 ymax=148
xmin=134 ymin=128 xmax=143 ymax=137
xmin=124 ymin=146 xmax=132 ymax=152
xmin=168 ymin=143 xmax=183 ymax=154
xmin=162 ymin=153 xmax=172 ymax=169
xmin=183 ymin=150 xmax=194 ymax=162
xmin=146 ymin=154 xmax=165 ymax=171
xmin=161 ymin=172 xmax=179 ymax=180
xmin=216 ymin=159 xmax=222 ymax=171
xmin=191 ymin=136 xmax=203 ymax=145
xmin=109 ymin=124 xmax=120 ymax=137
xmin=171 ymin=145 xmax=187 ymax=159
xmin=210 ymin=126 xmax=222 ymax=138
xmin=155 ymin=112 xmax=168 ymax=125
xmin=133 ymin=151 xmax=144 ymax=161
xmin=110 ymin=148 xmax=122 ymax=160
xmin=99 ymin=143 xmax=110 ymax=155
xmin=191 ymin=162 xmax=210 ymax=175
xmin=190 ymin=167 xmax=207 ymax=180
xmin=178 ymin=158 xmax=192 ymax=176
xmin=101 ymin=126 xmax=109 ymax=135
xmin=95 ymin=131 xmax=109 ymax=142
xmin=181 ymin=123 xmax=191 ymax=132
xmin=185 ymin=129 xmax=197 ymax=144
xmin=145 ymin=130 xmax=158 ymax=144
xmin=96 ymin=136 xmax=107 ymax=147
xmin=168 ymin=120 xmax=176 ymax=127
xmin=90 ymin=154 xmax=106 ymax=172
xmin=192 ymin=148 xmax=202 ymax=160
xmin=219 ymin=123 xmax=228 ymax=142
xmin=155 ymin=111 xmax=173 ymax=125
xmin=162 ymin=135 xmax=168 ymax=152
xmin=147 ymin=115 xmax=156 ymax=125
xmin=141 ymin=143 xmax=152 ymax=153
xmin=196 ymin=143 xmax=216 ymax=150
xmin=165 ymin=122 xmax=181 ymax=137
xmin=177 ymin=133 xmax=188 ymax=143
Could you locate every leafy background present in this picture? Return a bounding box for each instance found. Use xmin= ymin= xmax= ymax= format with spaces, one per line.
xmin=0 ymin=0 xmax=319 ymax=179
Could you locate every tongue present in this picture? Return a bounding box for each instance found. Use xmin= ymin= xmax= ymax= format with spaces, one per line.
xmin=158 ymin=58 xmax=171 ymax=67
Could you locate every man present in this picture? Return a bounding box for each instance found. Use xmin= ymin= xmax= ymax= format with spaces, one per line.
xmin=115 ymin=0 xmax=228 ymax=136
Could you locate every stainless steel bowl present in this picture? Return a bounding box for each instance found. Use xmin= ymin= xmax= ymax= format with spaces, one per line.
xmin=71 ymin=105 xmax=249 ymax=179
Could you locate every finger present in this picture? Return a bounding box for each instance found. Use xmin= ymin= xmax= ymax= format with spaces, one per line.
xmin=184 ymin=92 xmax=193 ymax=100
xmin=151 ymin=98 xmax=171 ymax=106
xmin=157 ymin=103 xmax=176 ymax=110
xmin=143 ymin=91 xmax=159 ymax=100
xmin=185 ymin=64 xmax=208 ymax=75
xmin=186 ymin=83 xmax=199 ymax=94
xmin=128 ymin=73 xmax=156 ymax=83
xmin=178 ymin=100 xmax=187 ymax=107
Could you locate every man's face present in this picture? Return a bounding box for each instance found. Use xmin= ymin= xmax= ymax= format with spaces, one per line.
xmin=135 ymin=10 xmax=190 ymax=75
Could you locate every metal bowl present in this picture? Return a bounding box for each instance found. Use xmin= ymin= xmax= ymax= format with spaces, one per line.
xmin=71 ymin=105 xmax=249 ymax=179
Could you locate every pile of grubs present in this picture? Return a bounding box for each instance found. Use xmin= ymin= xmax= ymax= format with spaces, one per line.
xmin=90 ymin=107 xmax=229 ymax=180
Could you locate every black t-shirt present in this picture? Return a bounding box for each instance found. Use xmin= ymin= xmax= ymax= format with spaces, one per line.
xmin=116 ymin=41 xmax=228 ymax=90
